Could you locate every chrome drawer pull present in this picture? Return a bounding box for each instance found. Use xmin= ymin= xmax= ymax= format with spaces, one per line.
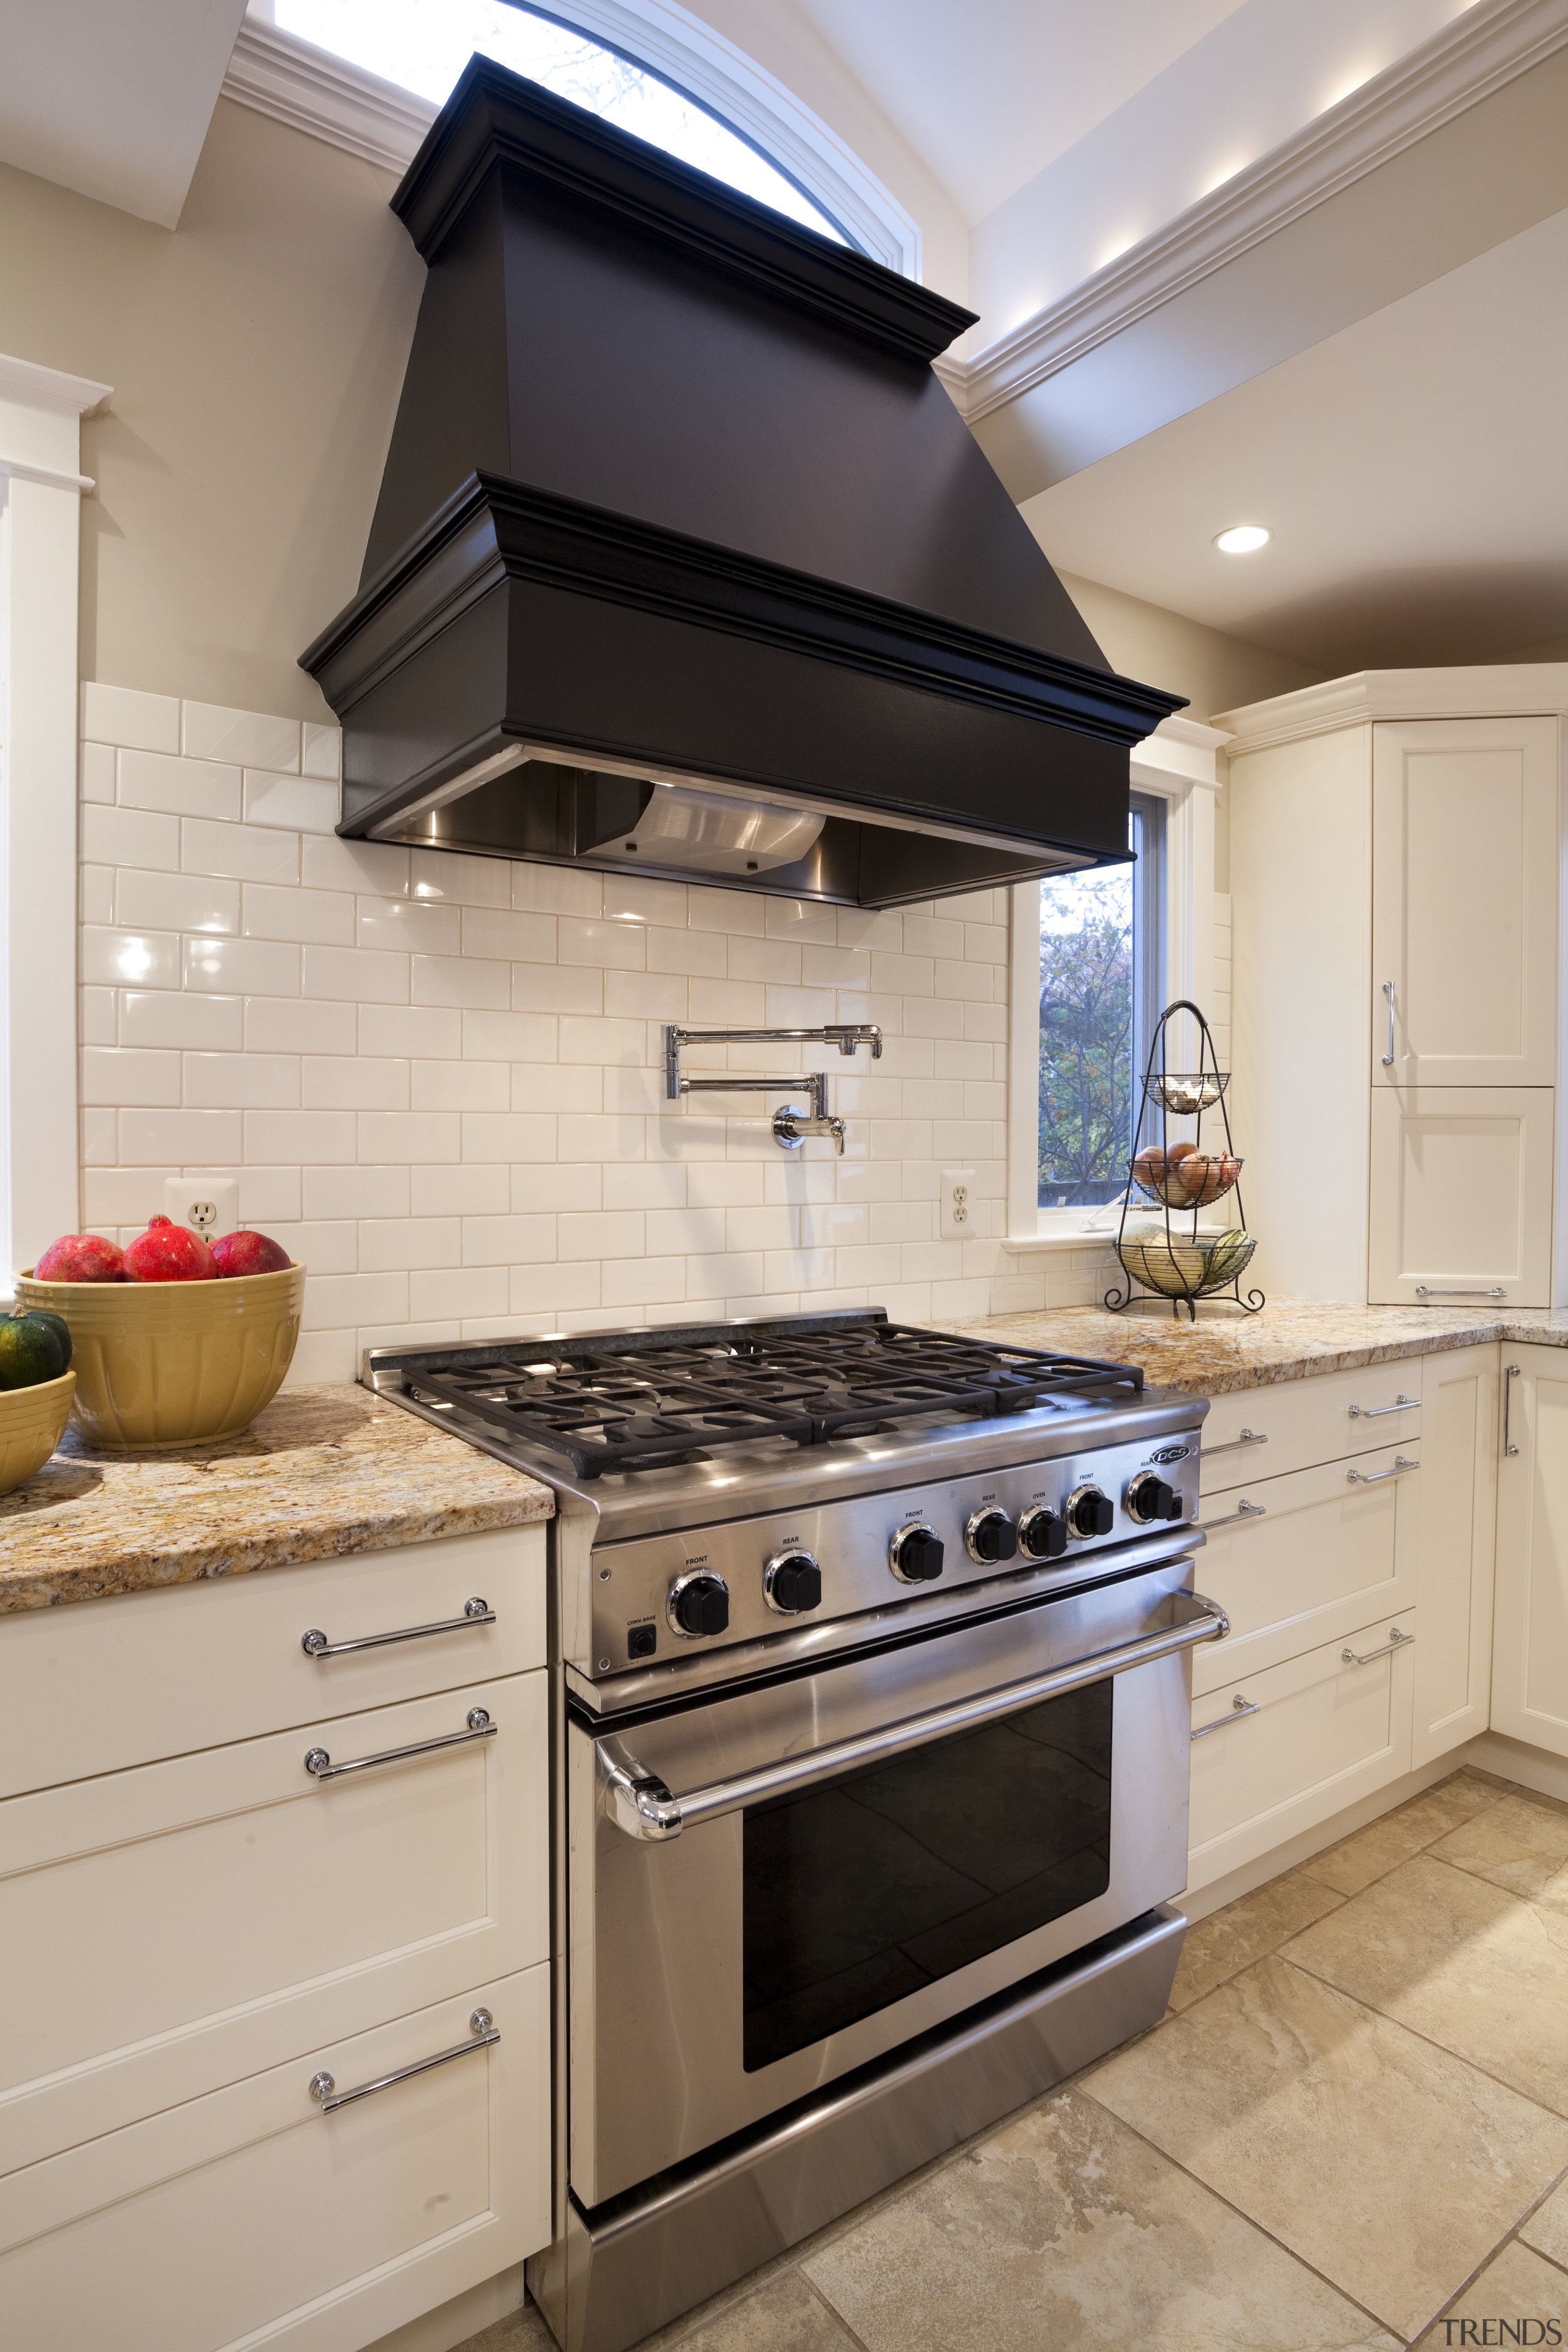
xmin=301 ymin=1596 xmax=494 ymax=1657
xmin=1414 ymin=1286 xmax=1506 ymax=1298
xmin=1191 ymin=1694 xmax=1259 ymax=1739
xmin=1198 ymin=1498 xmax=1265 ymax=1531
xmin=1346 ymin=1456 xmax=1419 ymax=1485
xmin=304 ymin=1708 xmax=496 ymax=1782
xmin=600 ymin=1591 xmax=1230 ymax=1841
xmin=1202 ymin=1427 xmax=1267 ymax=1455
xmin=1504 ymin=1362 xmax=1521 ymax=1457
xmin=1342 ymin=1627 xmax=1414 ymax=1667
xmin=1382 ymin=979 xmax=1396 ymax=1067
xmin=1349 ymin=1395 xmax=1417 ymax=1418
xmin=309 ymin=2009 xmax=497 ymax=2114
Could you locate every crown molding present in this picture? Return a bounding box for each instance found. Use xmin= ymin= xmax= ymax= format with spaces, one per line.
xmin=1214 ymin=665 xmax=1568 ymax=754
xmin=0 ymin=352 xmax=113 ymax=417
xmin=937 ymin=0 xmax=1568 ymax=422
xmin=221 ymin=18 xmax=437 ymax=174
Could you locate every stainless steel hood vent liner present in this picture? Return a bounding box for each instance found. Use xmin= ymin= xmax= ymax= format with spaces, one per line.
xmin=301 ymin=57 xmax=1185 ymax=907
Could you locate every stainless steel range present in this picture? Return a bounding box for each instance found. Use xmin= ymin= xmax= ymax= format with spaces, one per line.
xmin=363 ymin=1309 xmax=1224 ymax=2352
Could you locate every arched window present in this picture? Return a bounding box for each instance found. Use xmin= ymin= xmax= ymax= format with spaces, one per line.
xmin=270 ymin=1 xmax=918 ymax=272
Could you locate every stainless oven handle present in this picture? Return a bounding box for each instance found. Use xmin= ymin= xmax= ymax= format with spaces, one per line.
xmin=597 ymin=1590 xmax=1230 ymax=1842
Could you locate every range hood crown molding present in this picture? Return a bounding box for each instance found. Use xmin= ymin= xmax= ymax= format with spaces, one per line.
xmin=301 ymin=51 xmax=1186 ymax=910
xmin=391 ymin=55 xmax=977 ymax=366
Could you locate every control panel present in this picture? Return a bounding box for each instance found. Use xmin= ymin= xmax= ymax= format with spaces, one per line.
xmin=586 ymin=1430 xmax=1201 ymax=1675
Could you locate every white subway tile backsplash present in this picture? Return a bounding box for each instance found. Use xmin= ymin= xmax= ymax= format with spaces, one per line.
xmin=182 ymin=818 xmax=299 ymax=886
xmin=119 ymin=748 xmax=241 ymax=822
xmin=85 ymin=804 xmax=180 ymax=870
xmin=243 ymin=769 xmax=337 ymax=833
xmin=81 ymin=698 xmax=1033 ymax=1366
xmin=118 ymin=870 xmax=239 ymax=937
xmin=83 ymin=682 xmax=180 ymax=753
xmin=122 ymin=990 xmax=242 ymax=1050
xmin=187 ymin=934 xmax=300 ymax=996
xmin=247 ymin=997 xmax=356 ymax=1055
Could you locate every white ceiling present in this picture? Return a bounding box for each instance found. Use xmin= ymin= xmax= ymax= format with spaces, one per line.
xmin=1020 ymin=209 xmax=1568 ymax=671
xmin=0 ymin=0 xmax=247 ymax=227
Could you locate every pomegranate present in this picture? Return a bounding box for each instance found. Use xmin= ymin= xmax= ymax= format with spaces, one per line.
xmin=211 ymin=1230 xmax=292 ymax=1278
xmin=34 ymin=1232 xmax=126 ymax=1282
xmin=123 ymin=1215 xmax=217 ymax=1283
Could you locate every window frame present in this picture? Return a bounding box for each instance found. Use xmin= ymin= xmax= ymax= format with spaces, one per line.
xmin=1006 ymin=718 xmax=1226 ymax=1248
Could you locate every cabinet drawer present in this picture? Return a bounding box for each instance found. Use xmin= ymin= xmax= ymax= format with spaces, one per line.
xmin=0 ymin=1520 xmax=546 ymax=1798
xmin=0 ymin=1965 xmax=550 ymax=2352
xmin=0 ymin=1672 xmax=546 ymax=2173
xmin=1187 ymin=1608 xmax=1415 ymax=1894
xmin=1193 ymin=1445 xmax=1419 ymax=1694
xmin=1201 ymin=1361 xmax=1422 ymax=1491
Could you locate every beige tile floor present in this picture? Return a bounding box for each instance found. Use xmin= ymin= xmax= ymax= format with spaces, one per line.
xmin=458 ymin=1766 xmax=1568 ymax=2352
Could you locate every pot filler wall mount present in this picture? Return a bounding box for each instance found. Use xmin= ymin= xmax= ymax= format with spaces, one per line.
xmin=299 ymin=55 xmax=1187 ymax=908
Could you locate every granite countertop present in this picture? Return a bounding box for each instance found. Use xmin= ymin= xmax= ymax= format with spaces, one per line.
xmin=950 ymin=1300 xmax=1568 ymax=1396
xmin=0 ymin=1382 xmax=552 ymax=1615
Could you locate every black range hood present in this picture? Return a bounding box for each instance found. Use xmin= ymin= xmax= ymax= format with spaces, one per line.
xmin=301 ymin=56 xmax=1185 ymax=908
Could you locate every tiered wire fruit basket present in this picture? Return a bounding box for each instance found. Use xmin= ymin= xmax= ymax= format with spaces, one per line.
xmin=1105 ymin=998 xmax=1264 ymax=1321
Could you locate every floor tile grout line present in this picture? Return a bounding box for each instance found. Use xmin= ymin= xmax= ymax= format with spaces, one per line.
xmin=1074 ymin=2086 xmax=1415 ymax=2345
xmin=799 ymin=2267 xmax=877 ymax=2351
xmin=1407 ymin=2154 xmax=1568 ymax=2343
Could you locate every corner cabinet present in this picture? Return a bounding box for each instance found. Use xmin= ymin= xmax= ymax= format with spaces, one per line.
xmin=1223 ymin=669 xmax=1568 ymax=1306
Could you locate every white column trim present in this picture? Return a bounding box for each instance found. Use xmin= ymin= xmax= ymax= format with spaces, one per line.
xmin=0 ymin=355 xmax=104 ymax=1286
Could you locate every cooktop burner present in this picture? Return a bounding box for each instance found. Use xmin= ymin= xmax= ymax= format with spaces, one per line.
xmin=402 ymin=1314 xmax=1143 ymax=1479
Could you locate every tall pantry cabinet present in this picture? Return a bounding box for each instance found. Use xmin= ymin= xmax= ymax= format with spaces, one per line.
xmin=1220 ymin=668 xmax=1568 ymax=1306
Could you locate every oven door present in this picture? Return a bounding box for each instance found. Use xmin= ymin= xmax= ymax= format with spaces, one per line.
xmin=568 ymin=1553 xmax=1222 ymax=2206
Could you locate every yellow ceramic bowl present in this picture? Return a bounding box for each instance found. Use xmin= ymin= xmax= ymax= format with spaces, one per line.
xmin=13 ymin=1264 xmax=305 ymax=1452
xmin=0 ymin=1369 xmax=76 ymax=1493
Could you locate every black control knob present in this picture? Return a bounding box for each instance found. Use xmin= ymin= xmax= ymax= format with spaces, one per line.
xmin=1126 ymin=1472 xmax=1184 ymax=1525
xmin=1018 ymin=1505 xmax=1068 ymax=1561
xmin=889 ymin=1523 xmax=945 ymax=1584
xmin=668 ymin=1572 xmax=729 ymax=1639
xmin=1066 ymin=1485 xmax=1115 ymax=1539
xmin=764 ymin=1551 xmax=823 ymax=1615
xmin=964 ymin=1507 xmax=1018 ymax=1566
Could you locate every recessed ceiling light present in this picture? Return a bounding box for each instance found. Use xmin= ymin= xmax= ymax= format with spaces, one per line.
xmin=1214 ymin=524 xmax=1271 ymax=554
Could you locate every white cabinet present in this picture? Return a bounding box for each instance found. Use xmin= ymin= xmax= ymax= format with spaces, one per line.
xmin=1224 ymin=668 xmax=1567 ymax=1304
xmin=1412 ymin=1343 xmax=1499 ymax=1765
xmin=1493 ymin=1342 xmax=1568 ymax=1758
xmin=1371 ymin=717 xmax=1559 ymax=1088
xmin=1368 ymin=1087 xmax=1555 ymax=1306
xmin=0 ymin=1527 xmax=553 ymax=2350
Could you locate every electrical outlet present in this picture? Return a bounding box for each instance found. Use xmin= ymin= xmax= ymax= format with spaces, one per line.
xmin=939 ymin=1168 xmax=975 ymax=1241
xmin=164 ymin=1175 xmax=239 ymax=1240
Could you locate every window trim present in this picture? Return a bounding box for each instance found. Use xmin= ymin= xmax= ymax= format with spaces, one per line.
xmin=1006 ymin=717 xmax=1227 ymax=1249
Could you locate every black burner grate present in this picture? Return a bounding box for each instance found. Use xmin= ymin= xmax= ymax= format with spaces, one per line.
xmin=402 ymin=1319 xmax=1143 ymax=1479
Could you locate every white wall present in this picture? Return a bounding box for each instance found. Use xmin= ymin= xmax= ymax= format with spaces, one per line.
xmin=75 ymin=682 xmax=1124 ymax=1376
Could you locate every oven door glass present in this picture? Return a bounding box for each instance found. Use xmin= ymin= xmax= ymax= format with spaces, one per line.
xmin=742 ymin=1679 xmax=1113 ymax=2072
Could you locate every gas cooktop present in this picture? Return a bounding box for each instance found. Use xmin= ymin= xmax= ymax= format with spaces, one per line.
xmin=367 ymin=1313 xmax=1144 ymax=1480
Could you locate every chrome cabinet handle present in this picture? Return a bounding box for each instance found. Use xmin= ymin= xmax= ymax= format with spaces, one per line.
xmin=301 ymin=1596 xmax=494 ymax=1658
xmin=1504 ymin=1361 xmax=1521 ymax=1456
xmin=309 ymin=2009 xmax=498 ymax=2114
xmin=1342 ymin=1627 xmax=1414 ymax=1667
xmin=1191 ymin=1694 xmax=1259 ymax=1739
xmin=1198 ymin=1498 xmax=1265 ymax=1531
xmin=1346 ymin=1457 xmax=1419 ymax=1485
xmin=599 ymin=1590 xmax=1230 ymax=1841
xmin=304 ymin=1707 xmax=496 ymax=1782
xmin=1415 ymin=1286 xmax=1506 ymax=1298
xmin=1202 ymin=1427 xmax=1267 ymax=1456
xmin=1349 ymin=1395 xmax=1417 ymax=1419
xmin=1382 ymin=979 xmax=1396 ymax=1066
